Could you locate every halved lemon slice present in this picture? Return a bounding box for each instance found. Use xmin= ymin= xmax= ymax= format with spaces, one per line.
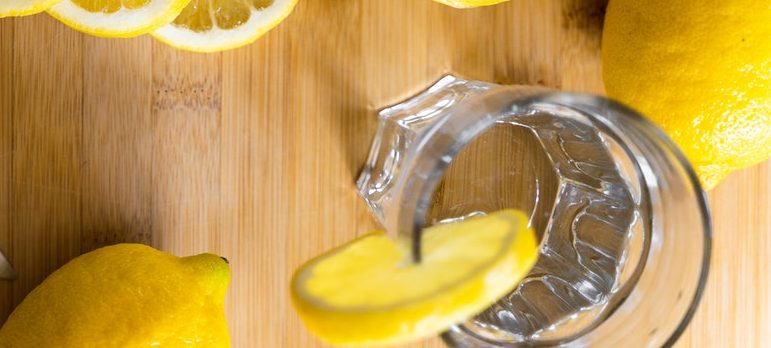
xmin=1 ymin=0 xmax=59 ymax=17
xmin=291 ymin=209 xmax=538 ymax=346
xmin=152 ymin=0 xmax=298 ymax=53
xmin=47 ymin=0 xmax=190 ymax=38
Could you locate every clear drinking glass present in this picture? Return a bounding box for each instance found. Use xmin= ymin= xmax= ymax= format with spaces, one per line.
xmin=356 ymin=75 xmax=711 ymax=347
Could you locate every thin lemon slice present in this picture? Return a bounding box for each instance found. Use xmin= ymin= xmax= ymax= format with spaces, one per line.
xmin=1 ymin=0 xmax=59 ymax=17
xmin=291 ymin=209 xmax=538 ymax=346
xmin=47 ymin=0 xmax=190 ymax=38
xmin=432 ymin=0 xmax=509 ymax=8
xmin=151 ymin=0 xmax=297 ymax=53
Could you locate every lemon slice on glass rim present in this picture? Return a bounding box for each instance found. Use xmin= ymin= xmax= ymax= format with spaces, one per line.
xmin=47 ymin=0 xmax=190 ymax=38
xmin=291 ymin=209 xmax=539 ymax=346
xmin=152 ymin=0 xmax=298 ymax=53
xmin=1 ymin=0 xmax=59 ymax=18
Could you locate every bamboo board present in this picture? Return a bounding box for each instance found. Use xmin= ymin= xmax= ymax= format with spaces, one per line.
xmin=0 ymin=0 xmax=769 ymax=346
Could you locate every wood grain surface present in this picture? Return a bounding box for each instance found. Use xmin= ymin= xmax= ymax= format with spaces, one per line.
xmin=0 ymin=0 xmax=769 ymax=347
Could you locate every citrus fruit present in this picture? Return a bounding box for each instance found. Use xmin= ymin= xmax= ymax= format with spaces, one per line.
xmin=47 ymin=0 xmax=190 ymax=38
xmin=0 ymin=0 xmax=59 ymax=17
xmin=152 ymin=0 xmax=298 ymax=53
xmin=603 ymin=0 xmax=771 ymax=190
xmin=432 ymin=0 xmax=509 ymax=8
xmin=0 ymin=244 xmax=231 ymax=347
xmin=291 ymin=209 xmax=539 ymax=346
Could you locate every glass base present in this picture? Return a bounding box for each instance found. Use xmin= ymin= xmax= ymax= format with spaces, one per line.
xmin=429 ymin=111 xmax=645 ymax=344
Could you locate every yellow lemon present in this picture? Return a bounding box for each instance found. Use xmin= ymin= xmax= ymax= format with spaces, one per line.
xmin=291 ymin=209 xmax=538 ymax=346
xmin=0 ymin=0 xmax=60 ymax=17
xmin=152 ymin=0 xmax=298 ymax=53
xmin=432 ymin=0 xmax=508 ymax=8
xmin=603 ymin=0 xmax=771 ymax=190
xmin=47 ymin=0 xmax=190 ymax=38
xmin=0 ymin=244 xmax=230 ymax=347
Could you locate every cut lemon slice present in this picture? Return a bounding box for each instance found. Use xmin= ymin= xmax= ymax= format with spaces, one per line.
xmin=1 ymin=0 xmax=59 ymax=17
xmin=432 ymin=0 xmax=509 ymax=8
xmin=291 ymin=209 xmax=538 ymax=346
xmin=47 ymin=0 xmax=190 ymax=38
xmin=152 ymin=0 xmax=298 ymax=53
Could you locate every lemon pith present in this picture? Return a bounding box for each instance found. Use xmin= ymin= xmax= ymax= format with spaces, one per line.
xmin=291 ymin=209 xmax=538 ymax=346
xmin=152 ymin=0 xmax=297 ymax=53
xmin=0 ymin=244 xmax=231 ymax=347
xmin=602 ymin=0 xmax=771 ymax=190
xmin=0 ymin=0 xmax=60 ymax=18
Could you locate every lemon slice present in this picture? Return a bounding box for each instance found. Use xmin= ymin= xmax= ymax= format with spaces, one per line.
xmin=152 ymin=0 xmax=297 ymax=53
xmin=291 ymin=209 xmax=538 ymax=346
xmin=1 ymin=0 xmax=59 ymax=17
xmin=432 ymin=0 xmax=509 ymax=8
xmin=47 ymin=0 xmax=190 ymax=38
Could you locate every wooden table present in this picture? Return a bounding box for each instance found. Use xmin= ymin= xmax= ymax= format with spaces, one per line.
xmin=0 ymin=0 xmax=769 ymax=346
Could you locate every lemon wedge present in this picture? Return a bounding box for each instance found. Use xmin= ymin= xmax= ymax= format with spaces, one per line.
xmin=1 ymin=0 xmax=59 ymax=17
xmin=152 ymin=0 xmax=297 ymax=53
xmin=47 ymin=0 xmax=190 ymax=38
xmin=291 ymin=209 xmax=538 ymax=346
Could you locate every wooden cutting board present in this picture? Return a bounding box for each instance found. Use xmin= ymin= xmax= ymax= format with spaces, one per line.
xmin=0 ymin=0 xmax=769 ymax=346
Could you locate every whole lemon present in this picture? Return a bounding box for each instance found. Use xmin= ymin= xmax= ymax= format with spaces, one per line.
xmin=602 ymin=0 xmax=771 ymax=190
xmin=0 ymin=244 xmax=231 ymax=347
